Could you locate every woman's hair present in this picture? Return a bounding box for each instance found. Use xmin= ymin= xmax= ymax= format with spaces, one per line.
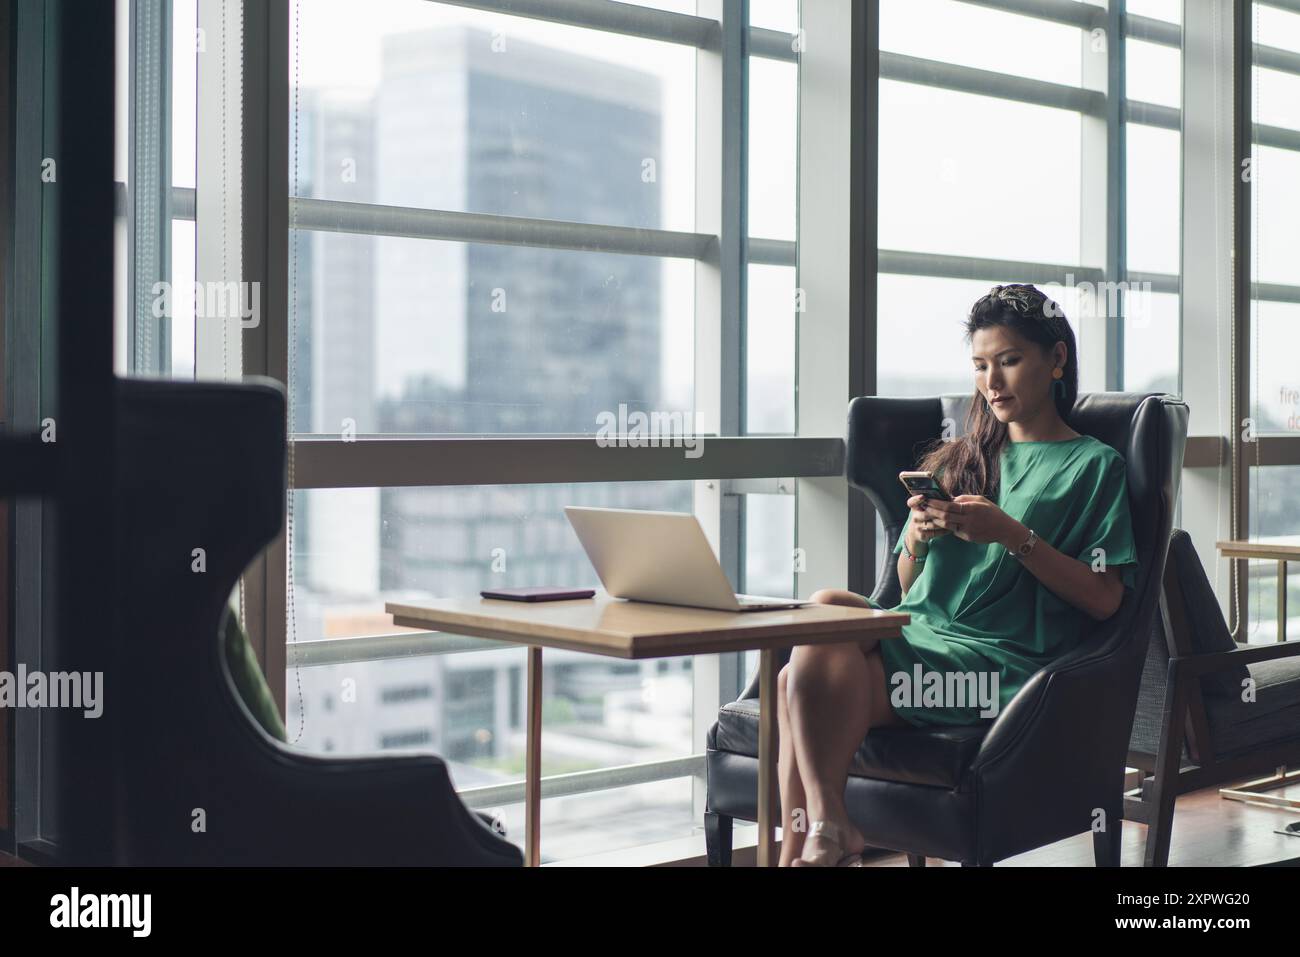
xmin=915 ymin=283 xmax=1079 ymax=501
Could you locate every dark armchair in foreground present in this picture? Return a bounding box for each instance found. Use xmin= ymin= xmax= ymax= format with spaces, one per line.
xmin=110 ymin=378 xmax=520 ymax=865
xmin=1124 ymin=528 xmax=1300 ymax=866
xmin=704 ymin=392 xmax=1187 ymax=867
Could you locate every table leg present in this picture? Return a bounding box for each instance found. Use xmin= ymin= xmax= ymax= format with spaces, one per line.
xmin=757 ymin=648 xmax=780 ymax=867
xmin=1279 ymin=560 xmax=1288 ymax=644
xmin=1279 ymin=561 xmax=1288 ymax=781
xmin=525 ymin=645 xmax=543 ymax=867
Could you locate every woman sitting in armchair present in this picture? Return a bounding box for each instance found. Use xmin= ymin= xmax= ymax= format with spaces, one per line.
xmin=780 ymin=283 xmax=1138 ymax=866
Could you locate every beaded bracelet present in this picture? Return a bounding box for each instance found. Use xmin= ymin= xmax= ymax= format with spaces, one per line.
xmin=901 ymin=538 xmax=927 ymax=564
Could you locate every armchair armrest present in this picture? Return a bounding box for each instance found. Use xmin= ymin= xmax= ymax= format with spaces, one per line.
xmin=1172 ymin=637 xmax=1300 ymax=679
xmin=970 ymin=609 xmax=1132 ymax=778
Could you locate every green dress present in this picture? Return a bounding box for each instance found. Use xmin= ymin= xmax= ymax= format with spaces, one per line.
xmin=865 ymin=434 xmax=1138 ymax=728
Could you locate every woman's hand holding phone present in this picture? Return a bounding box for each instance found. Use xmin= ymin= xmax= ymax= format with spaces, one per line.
xmin=905 ymin=493 xmax=951 ymax=555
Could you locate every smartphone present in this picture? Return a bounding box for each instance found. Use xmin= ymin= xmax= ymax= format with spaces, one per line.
xmin=898 ymin=471 xmax=952 ymax=502
xmin=480 ymin=587 xmax=596 ymax=602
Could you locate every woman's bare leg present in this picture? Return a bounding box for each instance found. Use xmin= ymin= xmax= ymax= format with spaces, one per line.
xmin=786 ymin=588 xmax=905 ymax=864
xmin=775 ymin=663 xmax=809 ymax=866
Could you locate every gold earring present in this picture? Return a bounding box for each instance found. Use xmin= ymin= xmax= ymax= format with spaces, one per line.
xmin=1052 ymin=367 xmax=1063 ymax=380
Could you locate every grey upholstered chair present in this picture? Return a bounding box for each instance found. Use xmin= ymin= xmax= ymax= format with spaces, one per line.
xmin=1125 ymin=528 xmax=1300 ymax=866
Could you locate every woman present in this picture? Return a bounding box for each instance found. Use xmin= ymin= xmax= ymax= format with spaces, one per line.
xmin=778 ymin=283 xmax=1138 ymax=867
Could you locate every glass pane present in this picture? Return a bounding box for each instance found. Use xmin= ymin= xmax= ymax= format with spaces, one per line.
xmin=1249 ymin=146 xmax=1300 ymax=288
xmin=747 ymin=264 xmax=796 ymax=434
xmin=1255 ymin=66 xmax=1300 ymax=132
xmin=531 ymin=778 xmax=697 ymax=864
xmin=1126 ymin=0 xmax=1182 ymax=24
xmin=287 ymin=481 xmax=699 ymax=863
xmin=878 ymin=82 xmax=1083 ymax=265
xmin=1127 ymin=123 xmax=1181 ymax=275
xmin=1255 ymin=2 xmax=1300 ymax=54
xmin=1246 ymin=467 xmax=1300 ymax=642
xmin=877 ymin=275 xmax=1084 ymax=398
xmin=748 ymin=57 xmax=797 ymax=242
xmin=750 ymin=0 xmax=798 ymax=34
xmin=620 ymin=0 xmax=699 ymax=15
xmin=290 ymin=0 xmax=696 ymax=232
xmin=289 ymin=230 xmax=694 ymax=435
xmin=745 ymin=492 xmax=796 ymax=598
xmin=1122 ymin=290 xmax=1179 ymax=394
xmin=293 ymin=482 xmax=694 ymax=641
xmin=1247 ymin=300 xmax=1300 ymax=435
xmin=1126 ymin=37 xmax=1181 ymax=109
xmin=880 ymin=0 xmax=1086 ymax=88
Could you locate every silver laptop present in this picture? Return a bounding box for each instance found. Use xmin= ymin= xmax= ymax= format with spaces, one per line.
xmin=564 ymin=506 xmax=811 ymax=612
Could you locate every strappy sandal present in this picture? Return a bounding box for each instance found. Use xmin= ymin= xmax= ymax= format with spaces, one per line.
xmin=793 ymin=820 xmax=867 ymax=867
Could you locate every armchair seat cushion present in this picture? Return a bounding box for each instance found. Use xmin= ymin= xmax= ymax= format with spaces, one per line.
xmin=712 ymin=698 xmax=989 ymax=789
xmin=1202 ymin=656 xmax=1300 ymax=757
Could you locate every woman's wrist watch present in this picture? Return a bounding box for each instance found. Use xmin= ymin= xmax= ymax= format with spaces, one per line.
xmin=1007 ymin=526 xmax=1038 ymax=560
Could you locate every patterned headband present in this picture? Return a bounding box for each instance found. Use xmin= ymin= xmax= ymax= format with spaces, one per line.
xmin=990 ymin=284 xmax=1063 ymax=327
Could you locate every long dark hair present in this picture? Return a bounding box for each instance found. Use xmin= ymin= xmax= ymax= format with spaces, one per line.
xmin=916 ymin=283 xmax=1079 ymax=501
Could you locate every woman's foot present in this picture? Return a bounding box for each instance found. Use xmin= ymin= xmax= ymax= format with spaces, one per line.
xmin=791 ymin=817 xmax=867 ymax=867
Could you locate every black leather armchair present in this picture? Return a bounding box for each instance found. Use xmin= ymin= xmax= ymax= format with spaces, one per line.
xmin=704 ymin=392 xmax=1188 ymax=867
xmin=108 ymin=377 xmax=521 ymax=865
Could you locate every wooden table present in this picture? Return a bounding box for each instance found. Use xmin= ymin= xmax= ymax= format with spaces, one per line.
xmin=1217 ymin=540 xmax=1300 ymax=642
xmin=387 ymin=592 xmax=907 ymax=866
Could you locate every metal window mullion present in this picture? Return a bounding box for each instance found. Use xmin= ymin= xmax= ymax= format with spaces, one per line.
xmin=1124 ymin=98 xmax=1180 ymax=130
xmin=795 ymin=0 xmax=854 ymax=606
xmin=288 ymin=196 xmax=714 ymax=258
xmin=959 ymin=0 xmax=1105 ymax=30
xmin=458 ymin=755 xmax=706 ymax=810
xmin=848 ymin=0 xmax=878 ymax=601
xmin=1074 ymin=0 xmax=1109 ymax=413
xmin=687 ymin=0 xmax=741 ymax=828
xmin=880 ymin=51 xmax=1106 ymax=115
xmin=1255 ymin=122 xmax=1300 ymax=152
xmin=1252 ymin=281 xmax=1300 ymax=303
xmin=1127 ymin=269 xmax=1181 ymax=295
xmin=1125 ymin=12 xmax=1181 ymax=47
xmin=239 ymin=0 xmax=289 ymax=712
xmin=433 ymin=0 xmax=720 ymax=48
xmin=194 ymin=0 xmax=244 ymax=382
xmin=878 ymin=249 xmax=1106 ymax=285
xmin=747 ymin=236 xmax=795 ymax=266
xmin=1254 ymin=40 xmax=1300 ymax=76
xmin=1177 ymin=1 xmax=1237 ymax=633
xmin=1105 ymin=0 xmax=1127 ymax=391
xmin=289 ymin=436 xmax=843 ymax=489
xmin=1230 ymin=0 xmax=1252 ymax=639
xmin=720 ymin=0 xmax=748 ymax=704
xmin=1260 ymin=0 xmax=1300 ymax=16
xmin=127 ymin=0 xmax=172 ymax=378
xmin=747 ymin=25 xmax=796 ymax=62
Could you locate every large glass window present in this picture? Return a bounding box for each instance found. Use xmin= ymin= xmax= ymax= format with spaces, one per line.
xmin=1244 ymin=1 xmax=1300 ymax=645
xmin=877 ymin=0 xmax=1184 ymax=400
xmin=278 ymin=0 xmax=804 ymax=863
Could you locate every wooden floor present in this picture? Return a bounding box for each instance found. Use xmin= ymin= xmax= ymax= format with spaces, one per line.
xmin=866 ymin=777 xmax=1300 ymax=866
xmin=3 ymin=779 xmax=1298 ymax=867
